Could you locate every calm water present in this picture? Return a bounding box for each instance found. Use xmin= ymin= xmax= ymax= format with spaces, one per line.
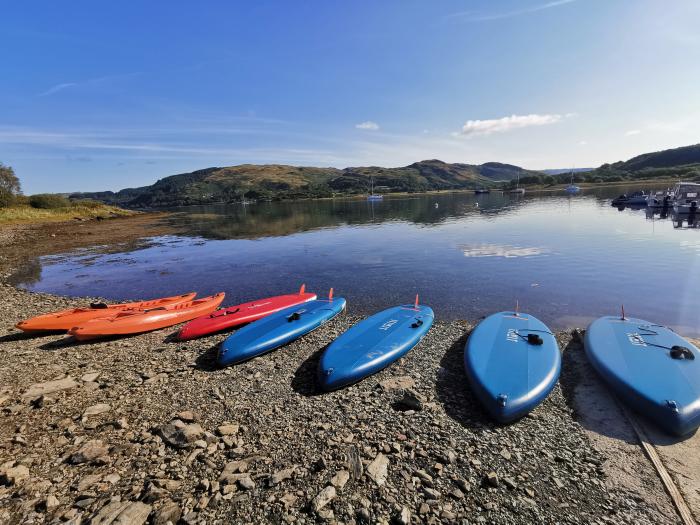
xmin=16 ymin=187 xmax=700 ymax=336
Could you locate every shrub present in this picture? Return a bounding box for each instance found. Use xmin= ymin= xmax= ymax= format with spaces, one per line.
xmin=29 ymin=193 xmax=71 ymax=209
xmin=0 ymin=188 xmax=13 ymax=208
xmin=70 ymin=198 xmax=103 ymax=209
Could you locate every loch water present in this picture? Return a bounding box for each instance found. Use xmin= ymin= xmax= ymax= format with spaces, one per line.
xmin=16 ymin=186 xmax=700 ymax=336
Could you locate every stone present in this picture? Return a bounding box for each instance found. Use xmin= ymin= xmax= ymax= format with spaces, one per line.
xmin=271 ymin=467 xmax=296 ymax=486
xmin=394 ymin=389 xmax=424 ymax=411
xmin=379 ymin=376 xmax=415 ymax=391
xmin=311 ymin=485 xmax=336 ymax=512
xmin=216 ymin=424 xmax=239 ymax=436
xmin=330 ymin=469 xmax=350 ymax=489
xmin=366 ymin=453 xmax=389 ymax=486
xmin=158 ymin=420 xmax=204 ymax=448
xmin=423 ymin=487 xmax=441 ymax=500
xmin=0 ymin=464 xmax=29 ymax=486
xmin=90 ymin=501 xmax=151 ymax=525
xmin=177 ymin=410 xmax=197 ymax=422
xmin=153 ymin=500 xmax=181 ymax=525
xmin=70 ymin=440 xmax=109 ymax=464
xmin=504 ymin=477 xmax=518 ymax=490
xmin=83 ymin=403 xmax=110 ymax=418
xmin=485 ymin=472 xmax=499 ymax=488
xmin=81 ymin=372 xmax=100 ymax=383
xmin=238 ymin=476 xmax=255 ymax=490
xmin=22 ymin=377 xmax=79 ymax=399
xmin=396 ymin=506 xmax=411 ymax=525
xmin=347 ymin=446 xmax=363 ymax=480
xmin=77 ymin=473 xmax=102 ymax=491
xmin=44 ymin=494 xmax=60 ymax=511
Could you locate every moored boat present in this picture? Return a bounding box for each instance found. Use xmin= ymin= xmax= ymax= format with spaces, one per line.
xmin=671 ymin=181 xmax=700 ymax=214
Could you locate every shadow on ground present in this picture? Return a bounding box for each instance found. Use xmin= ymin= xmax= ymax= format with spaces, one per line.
xmin=291 ymin=345 xmax=330 ymax=397
xmin=434 ymin=330 xmax=495 ymax=434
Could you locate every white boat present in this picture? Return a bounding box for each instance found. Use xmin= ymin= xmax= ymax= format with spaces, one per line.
xmin=671 ymin=181 xmax=700 ymax=214
xmin=509 ymin=173 xmax=525 ymax=194
xmin=367 ymin=176 xmax=383 ymax=201
xmin=564 ymin=170 xmax=580 ymax=193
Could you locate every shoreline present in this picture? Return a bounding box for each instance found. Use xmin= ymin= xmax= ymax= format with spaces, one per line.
xmin=1 ymin=209 xmax=699 ymax=524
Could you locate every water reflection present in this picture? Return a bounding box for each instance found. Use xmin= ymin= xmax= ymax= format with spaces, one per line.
xmin=18 ymin=185 xmax=700 ymax=336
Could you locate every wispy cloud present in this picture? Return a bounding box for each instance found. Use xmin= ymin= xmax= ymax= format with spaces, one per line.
xmin=449 ymin=0 xmax=576 ymax=22
xmin=457 ymin=113 xmax=565 ymax=137
xmin=625 ymin=129 xmax=641 ymax=136
xmin=355 ymin=121 xmax=379 ymax=130
xmin=38 ymin=82 xmax=78 ymax=97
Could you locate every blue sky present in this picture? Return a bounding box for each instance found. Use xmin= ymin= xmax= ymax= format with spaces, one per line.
xmin=2 ymin=0 xmax=700 ymax=193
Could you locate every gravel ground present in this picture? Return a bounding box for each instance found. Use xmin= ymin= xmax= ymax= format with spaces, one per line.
xmin=0 ymin=218 xmax=688 ymax=524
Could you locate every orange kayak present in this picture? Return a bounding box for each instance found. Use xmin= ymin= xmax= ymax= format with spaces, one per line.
xmin=16 ymin=293 xmax=197 ymax=333
xmin=68 ymin=293 xmax=225 ymax=341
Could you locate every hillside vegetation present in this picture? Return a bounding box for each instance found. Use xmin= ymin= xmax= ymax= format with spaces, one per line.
xmin=71 ymin=160 xmax=540 ymax=208
xmin=70 ymin=143 xmax=700 ymax=208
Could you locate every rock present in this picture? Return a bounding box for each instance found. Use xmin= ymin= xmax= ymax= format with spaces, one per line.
xmin=396 ymin=505 xmax=411 ymax=525
xmin=394 ymin=389 xmax=424 ymax=411
xmin=69 ymin=439 xmax=109 ymax=464
xmin=379 ymin=376 xmax=415 ymax=391
xmin=77 ymin=473 xmax=102 ymax=491
xmin=91 ymin=500 xmax=151 ymax=524
xmin=238 ymin=476 xmax=255 ymax=490
xmin=83 ymin=403 xmax=110 ymax=418
xmin=177 ymin=410 xmax=197 ymax=422
xmin=330 ymin=469 xmax=350 ymax=489
xmin=347 ymin=446 xmax=363 ymax=480
xmin=311 ymin=485 xmax=336 ymax=512
xmin=423 ymin=487 xmax=441 ymax=500
xmin=271 ymin=467 xmax=296 ymax=486
xmin=504 ymin=477 xmax=518 ymax=490
xmin=0 ymin=464 xmax=29 ymax=486
xmin=366 ymin=453 xmax=389 ymax=486
xmin=22 ymin=376 xmax=79 ymax=399
xmin=216 ymin=424 xmax=239 ymax=436
xmin=280 ymin=492 xmax=297 ymax=509
xmin=81 ymin=372 xmax=100 ymax=382
xmin=157 ymin=419 xmax=204 ymax=448
xmin=44 ymin=494 xmax=60 ymax=511
xmin=153 ymin=500 xmax=181 ymax=525
xmin=485 ymin=472 xmax=499 ymax=487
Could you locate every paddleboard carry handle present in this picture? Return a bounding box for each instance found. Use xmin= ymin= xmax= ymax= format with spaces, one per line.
xmin=287 ymin=311 xmax=302 ymax=322
xmin=411 ymin=319 xmax=423 ymax=328
xmin=670 ymin=346 xmax=695 ymax=360
xmin=90 ymin=302 xmax=109 ymax=309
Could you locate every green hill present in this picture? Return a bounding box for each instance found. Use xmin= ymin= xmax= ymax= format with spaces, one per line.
xmin=71 ymin=160 xmax=540 ymax=208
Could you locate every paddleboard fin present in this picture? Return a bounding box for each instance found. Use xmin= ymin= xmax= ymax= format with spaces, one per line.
xmin=621 ymin=304 xmax=626 ymax=320
xmin=299 ymin=284 xmax=306 ymax=295
xmin=328 ymin=288 xmax=334 ymax=302
xmin=414 ymin=294 xmax=419 ymax=309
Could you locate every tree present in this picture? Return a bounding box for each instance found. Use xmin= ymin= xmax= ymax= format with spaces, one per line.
xmin=0 ymin=163 xmax=21 ymax=195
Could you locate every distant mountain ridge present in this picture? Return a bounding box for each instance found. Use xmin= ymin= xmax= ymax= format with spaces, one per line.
xmin=71 ymin=160 xmax=540 ymax=208
xmin=70 ymin=143 xmax=700 ymax=208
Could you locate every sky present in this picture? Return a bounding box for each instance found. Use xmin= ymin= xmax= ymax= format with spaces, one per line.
xmin=2 ymin=0 xmax=700 ymax=193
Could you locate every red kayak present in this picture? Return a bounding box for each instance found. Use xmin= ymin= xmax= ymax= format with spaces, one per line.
xmin=176 ymin=285 xmax=317 ymax=340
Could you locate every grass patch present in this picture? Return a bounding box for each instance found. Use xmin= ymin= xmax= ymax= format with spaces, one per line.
xmin=0 ymin=202 xmax=135 ymax=225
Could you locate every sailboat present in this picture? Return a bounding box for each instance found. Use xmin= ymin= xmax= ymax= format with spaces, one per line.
xmin=564 ymin=169 xmax=580 ymax=194
xmin=367 ymin=176 xmax=383 ymax=201
xmin=509 ymin=172 xmax=525 ymax=195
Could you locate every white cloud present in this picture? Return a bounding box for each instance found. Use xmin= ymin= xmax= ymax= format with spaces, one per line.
xmin=625 ymin=129 xmax=641 ymax=136
xmin=449 ymin=0 xmax=576 ymax=22
xmin=355 ymin=121 xmax=379 ymax=130
xmin=578 ymin=140 xmax=588 ymax=145
xmin=38 ymin=82 xmax=77 ymax=97
xmin=458 ymin=113 xmax=564 ymax=137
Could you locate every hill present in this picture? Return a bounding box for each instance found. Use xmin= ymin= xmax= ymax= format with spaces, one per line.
xmin=71 ymin=160 xmax=540 ymax=208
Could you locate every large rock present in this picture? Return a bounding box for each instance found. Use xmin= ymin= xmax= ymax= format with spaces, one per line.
xmin=22 ymin=377 xmax=78 ymax=399
xmin=366 ymin=453 xmax=389 ymax=486
xmin=83 ymin=403 xmax=110 ymax=418
xmin=69 ymin=439 xmax=109 ymax=464
xmin=311 ymin=486 xmax=336 ymax=512
xmin=0 ymin=463 xmax=29 ymax=486
xmin=91 ymin=501 xmax=152 ymax=524
xmin=157 ymin=419 xmax=204 ymax=448
xmin=379 ymin=376 xmax=416 ymax=391
xmin=153 ymin=500 xmax=181 ymax=525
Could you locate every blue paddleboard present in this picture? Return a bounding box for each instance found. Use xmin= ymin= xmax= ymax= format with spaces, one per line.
xmin=318 ymin=304 xmax=434 ymax=391
xmin=464 ymin=311 xmax=561 ymax=422
xmin=218 ymin=297 xmax=346 ymax=366
xmin=585 ymin=316 xmax=700 ymax=436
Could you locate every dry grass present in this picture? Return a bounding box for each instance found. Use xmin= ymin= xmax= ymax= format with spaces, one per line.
xmin=0 ymin=203 xmax=135 ymax=225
